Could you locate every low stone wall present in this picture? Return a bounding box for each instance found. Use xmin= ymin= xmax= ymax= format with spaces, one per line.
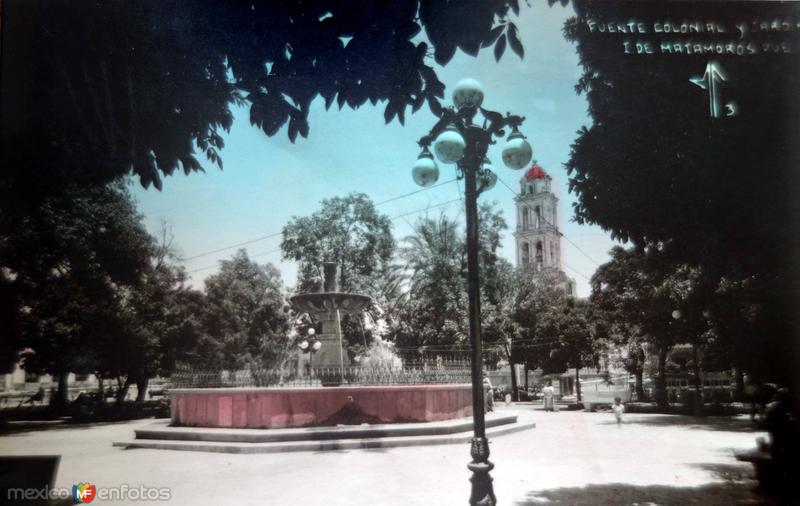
xmin=170 ymin=384 xmax=473 ymax=428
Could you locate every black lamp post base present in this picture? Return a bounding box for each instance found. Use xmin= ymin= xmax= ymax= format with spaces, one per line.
xmin=468 ymin=437 xmax=496 ymax=505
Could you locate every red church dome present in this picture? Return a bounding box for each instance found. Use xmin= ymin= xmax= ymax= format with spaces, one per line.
xmin=524 ymin=164 xmax=547 ymax=180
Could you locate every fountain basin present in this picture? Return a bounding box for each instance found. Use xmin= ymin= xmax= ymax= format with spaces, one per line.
xmin=169 ymin=384 xmax=473 ymax=429
xmin=289 ymin=292 xmax=372 ymax=316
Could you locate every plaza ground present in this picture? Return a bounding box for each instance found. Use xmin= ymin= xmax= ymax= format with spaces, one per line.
xmin=0 ymin=405 xmax=770 ymax=505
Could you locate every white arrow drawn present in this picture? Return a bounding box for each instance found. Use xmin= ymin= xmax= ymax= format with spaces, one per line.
xmin=690 ymin=61 xmax=728 ymax=118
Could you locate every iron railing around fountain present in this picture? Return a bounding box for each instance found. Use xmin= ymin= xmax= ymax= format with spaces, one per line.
xmin=169 ymin=361 xmax=472 ymax=389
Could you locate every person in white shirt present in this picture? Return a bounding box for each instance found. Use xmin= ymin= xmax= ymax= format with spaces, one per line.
xmin=483 ymin=377 xmax=494 ymax=413
xmin=612 ymin=396 xmax=625 ymax=425
xmin=542 ymin=381 xmax=555 ymax=412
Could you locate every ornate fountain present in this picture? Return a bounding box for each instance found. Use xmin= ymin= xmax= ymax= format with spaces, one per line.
xmin=167 ymin=262 xmax=474 ymax=429
xmin=289 ymin=262 xmax=372 ymax=374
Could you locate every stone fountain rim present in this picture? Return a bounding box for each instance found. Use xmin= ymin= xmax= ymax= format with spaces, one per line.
xmin=289 ymin=292 xmax=372 ymax=302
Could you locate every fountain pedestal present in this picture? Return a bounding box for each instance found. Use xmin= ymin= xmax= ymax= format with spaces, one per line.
xmin=290 ymin=263 xmax=371 ymax=381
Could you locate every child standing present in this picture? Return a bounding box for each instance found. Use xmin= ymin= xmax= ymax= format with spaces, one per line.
xmin=612 ymin=396 xmax=625 ymax=425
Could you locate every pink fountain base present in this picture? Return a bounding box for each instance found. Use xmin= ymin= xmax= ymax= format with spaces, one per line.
xmin=170 ymin=384 xmax=473 ymax=429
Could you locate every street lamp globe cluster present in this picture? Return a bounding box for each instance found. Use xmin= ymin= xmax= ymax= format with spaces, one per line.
xmin=411 ymin=78 xmax=533 ymax=506
xmin=414 ymin=78 xmax=533 ymax=191
xmin=297 ymin=327 xmax=322 ymax=353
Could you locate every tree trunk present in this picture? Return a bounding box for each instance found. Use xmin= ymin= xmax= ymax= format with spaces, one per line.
xmin=115 ymin=377 xmax=132 ymax=406
xmin=655 ymin=347 xmax=669 ymax=408
xmin=135 ymin=377 xmax=149 ymax=403
xmin=96 ymin=375 xmax=104 ymax=399
xmin=634 ymin=369 xmax=645 ymax=402
xmin=734 ymin=367 xmax=745 ymax=402
xmin=575 ymin=364 xmax=582 ymax=402
xmin=56 ymin=373 xmax=70 ymax=408
xmin=505 ymin=344 xmax=519 ymax=402
xmin=692 ymin=344 xmax=703 ymax=414
xmin=523 ymin=363 xmax=529 ymax=391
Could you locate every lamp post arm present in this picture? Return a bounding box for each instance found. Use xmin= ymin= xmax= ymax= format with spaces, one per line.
xmin=418 ymin=108 xmax=459 ymax=148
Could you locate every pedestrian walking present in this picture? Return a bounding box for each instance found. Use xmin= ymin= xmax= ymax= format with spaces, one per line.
xmin=483 ymin=376 xmax=494 ymax=413
xmin=543 ymin=381 xmax=555 ymax=412
xmin=613 ymin=396 xmax=625 ymax=425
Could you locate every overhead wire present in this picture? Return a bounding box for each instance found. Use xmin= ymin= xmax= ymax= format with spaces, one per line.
xmin=495 ymin=174 xmax=599 ymax=278
xmin=186 ymin=198 xmax=463 ymax=274
xmin=182 ymin=179 xmax=459 ymax=262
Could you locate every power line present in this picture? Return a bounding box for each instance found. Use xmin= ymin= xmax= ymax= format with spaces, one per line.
xmin=375 ymin=178 xmax=457 ymax=206
xmin=186 ymin=199 xmax=463 ymax=275
xmin=182 ymin=179 xmax=459 ymax=262
xmin=389 ymin=199 xmax=462 ymax=220
xmin=184 ymin=232 xmax=283 ymax=261
xmin=496 ymin=174 xmax=602 ymax=272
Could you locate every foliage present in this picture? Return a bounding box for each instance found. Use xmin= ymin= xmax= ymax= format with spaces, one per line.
xmin=281 ymin=193 xmax=394 ymax=294
xmin=590 ymin=245 xmax=706 ymax=405
xmin=3 ymin=0 xmax=526 ymax=200
xmin=110 ymin=226 xmax=209 ymax=389
xmin=393 ymin=203 xmax=510 ymax=357
xmin=564 ymin=1 xmax=800 ymax=386
xmin=202 ymin=250 xmax=290 ymax=370
xmin=7 ymin=184 xmax=153 ymax=383
xmin=1 ymin=184 xmax=210 ymax=402
xmin=537 ymin=297 xmax=596 ymax=374
xmin=396 ymin=213 xmax=467 ymax=354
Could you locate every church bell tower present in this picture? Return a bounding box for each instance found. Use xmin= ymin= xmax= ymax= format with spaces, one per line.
xmin=515 ymin=164 xmax=562 ymax=274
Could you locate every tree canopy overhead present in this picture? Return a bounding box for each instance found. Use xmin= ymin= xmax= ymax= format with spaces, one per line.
xmin=2 ymin=0 xmax=526 ymax=202
xmin=564 ymin=1 xmax=800 ymax=385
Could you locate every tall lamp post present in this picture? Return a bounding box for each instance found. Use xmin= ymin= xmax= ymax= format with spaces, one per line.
xmin=412 ymin=78 xmax=533 ymax=505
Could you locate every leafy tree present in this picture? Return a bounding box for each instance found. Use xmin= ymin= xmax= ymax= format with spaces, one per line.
xmin=394 ymin=203 xmax=511 ymax=356
xmin=110 ymin=226 xmax=208 ymax=403
xmin=479 ymin=258 xmax=522 ymax=397
xmin=590 ymin=305 xmax=649 ymax=402
xmin=281 ymin=193 xmax=394 ymax=294
xmin=564 ymin=1 xmax=800 ymax=388
xmin=202 ymin=250 xmax=290 ymax=371
xmin=591 ymin=246 xmax=701 ymax=407
xmin=513 ymin=269 xmax=572 ymax=365
xmin=536 ymin=297 xmax=595 ymax=401
xmin=512 ymin=268 xmax=596 ymax=401
xmin=396 ymin=213 xmax=467 ymax=355
xmin=3 ymin=0 xmax=526 ymax=200
xmin=5 ymin=183 xmax=154 ymax=405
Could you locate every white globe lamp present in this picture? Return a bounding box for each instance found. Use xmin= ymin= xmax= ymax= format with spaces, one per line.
xmin=412 ymin=147 xmax=440 ymax=187
xmin=502 ymin=127 xmax=533 ymax=170
xmin=433 ymin=125 xmax=466 ymax=164
xmin=452 ymin=78 xmax=484 ymax=110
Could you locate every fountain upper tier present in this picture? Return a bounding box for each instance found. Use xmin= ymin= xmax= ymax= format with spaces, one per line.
xmin=289 ymin=292 xmax=372 ymax=318
xmin=288 ymin=262 xmax=372 ymax=318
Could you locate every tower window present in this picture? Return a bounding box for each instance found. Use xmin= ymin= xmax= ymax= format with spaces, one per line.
xmin=534 ymin=206 xmax=541 ymax=228
xmin=522 ymin=208 xmax=529 ymax=229
xmin=535 ymin=241 xmax=543 ymax=272
xmin=522 ymin=243 xmax=530 ymax=266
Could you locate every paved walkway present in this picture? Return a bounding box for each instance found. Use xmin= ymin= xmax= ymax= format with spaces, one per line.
xmin=0 ymin=406 xmax=768 ymax=505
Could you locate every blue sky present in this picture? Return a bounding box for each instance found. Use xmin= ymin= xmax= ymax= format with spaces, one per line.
xmin=131 ymin=1 xmax=619 ymax=297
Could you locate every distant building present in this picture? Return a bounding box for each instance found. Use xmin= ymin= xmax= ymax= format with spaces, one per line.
xmin=513 ymin=163 xmax=576 ymax=295
xmin=0 ymin=364 xmax=99 ymax=407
